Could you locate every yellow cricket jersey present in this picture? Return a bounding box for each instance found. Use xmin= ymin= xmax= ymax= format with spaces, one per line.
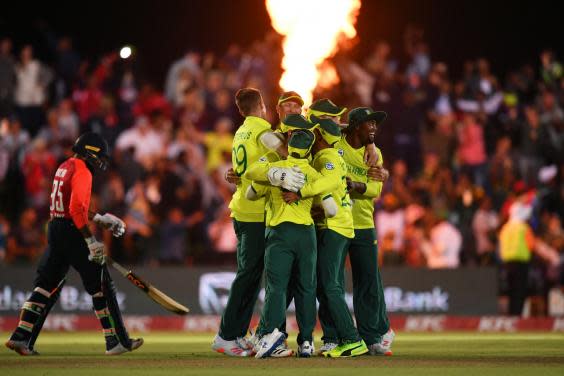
xmin=252 ymin=157 xmax=323 ymax=227
xmin=310 ymin=148 xmax=354 ymax=238
xmin=229 ymin=116 xmax=272 ymax=222
xmin=335 ymin=137 xmax=383 ymax=229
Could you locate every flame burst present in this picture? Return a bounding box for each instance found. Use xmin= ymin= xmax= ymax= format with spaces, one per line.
xmin=266 ymin=0 xmax=361 ymax=106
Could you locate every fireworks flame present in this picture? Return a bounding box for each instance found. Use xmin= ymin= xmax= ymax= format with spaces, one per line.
xmin=266 ymin=0 xmax=361 ymax=105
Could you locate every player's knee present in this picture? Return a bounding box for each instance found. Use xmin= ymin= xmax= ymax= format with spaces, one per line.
xmin=92 ymin=291 xmax=104 ymax=298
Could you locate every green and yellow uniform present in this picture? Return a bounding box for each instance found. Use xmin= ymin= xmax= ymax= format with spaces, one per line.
xmin=333 ymin=136 xmax=390 ymax=346
xmin=310 ymin=147 xmax=362 ymax=344
xmin=253 ymin=154 xmax=326 ymax=345
xmin=219 ymin=116 xmax=272 ymax=341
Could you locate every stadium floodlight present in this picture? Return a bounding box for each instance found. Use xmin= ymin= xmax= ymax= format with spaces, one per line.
xmin=119 ymin=46 xmax=132 ymax=59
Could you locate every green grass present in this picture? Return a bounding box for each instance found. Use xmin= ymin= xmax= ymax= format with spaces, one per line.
xmin=1 ymin=332 xmax=564 ymax=375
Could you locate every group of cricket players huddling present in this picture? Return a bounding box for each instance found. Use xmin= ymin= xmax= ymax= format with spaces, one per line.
xmin=211 ymin=88 xmax=395 ymax=359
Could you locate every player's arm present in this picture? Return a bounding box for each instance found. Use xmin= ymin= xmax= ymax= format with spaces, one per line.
xmin=244 ymin=152 xmax=279 ymax=183
xmin=347 ymin=177 xmax=383 ymax=199
xmin=246 ymin=182 xmax=268 ymax=201
xmin=88 ymin=210 xmax=126 ymax=237
xmin=365 ymin=146 xmax=389 ymax=182
xmin=298 ymin=163 xmax=340 ymax=198
xmin=69 ymin=166 xmax=105 ymax=264
xmin=259 ymin=130 xmax=288 ymax=158
xmin=245 ymin=154 xmax=306 ymax=193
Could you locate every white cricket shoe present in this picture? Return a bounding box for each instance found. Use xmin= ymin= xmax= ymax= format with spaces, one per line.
xmin=316 ymin=341 xmax=338 ymax=356
xmin=369 ymin=328 xmax=395 ymax=356
xmin=297 ymin=340 xmax=314 ymax=358
xmin=271 ymin=341 xmax=294 ymax=358
xmin=105 ymin=338 xmax=144 ymax=355
xmin=212 ymin=334 xmax=252 ymax=357
xmin=255 ymin=329 xmax=285 ymax=359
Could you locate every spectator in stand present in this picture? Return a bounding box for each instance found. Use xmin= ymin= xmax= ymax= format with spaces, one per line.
xmin=73 ymin=75 xmax=103 ymax=124
xmin=472 ymin=196 xmax=499 ymax=265
xmin=159 ymin=207 xmax=189 ymax=265
xmin=14 ymin=45 xmax=53 ymax=136
xmin=0 ymin=37 xmax=16 ymax=117
xmin=54 ymin=37 xmax=80 ymax=100
xmin=376 ymin=193 xmax=405 ymax=265
xmin=540 ymin=50 xmax=563 ymax=88
xmin=5 ymin=207 xmax=45 ymax=264
xmin=457 ymin=112 xmax=487 ymax=188
xmin=200 ymin=117 xmax=233 ymax=172
xmin=421 ymin=113 xmax=457 ymax=167
xmin=519 ymin=106 xmax=544 ymax=185
xmin=208 ymin=207 xmax=237 ymax=263
xmin=21 ymin=138 xmax=57 ymax=211
xmin=115 ymin=116 xmax=164 ymax=168
xmin=422 ymin=211 xmax=462 ymax=269
xmin=164 ymin=51 xmax=202 ymax=103
xmin=57 ymin=98 xmax=79 ymax=140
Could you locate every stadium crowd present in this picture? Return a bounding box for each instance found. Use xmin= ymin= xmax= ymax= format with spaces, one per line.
xmin=0 ymin=27 xmax=562 ymax=299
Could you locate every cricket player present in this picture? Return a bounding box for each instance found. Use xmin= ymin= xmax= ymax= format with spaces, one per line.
xmin=212 ymin=88 xmax=305 ymax=356
xmin=330 ymin=107 xmax=395 ymax=355
xmin=287 ymin=115 xmax=369 ymax=358
xmin=5 ymin=132 xmax=143 ymax=356
xmin=248 ymin=120 xmax=337 ymax=358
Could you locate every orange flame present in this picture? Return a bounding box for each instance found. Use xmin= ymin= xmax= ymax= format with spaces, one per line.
xmin=266 ymin=0 xmax=361 ymax=106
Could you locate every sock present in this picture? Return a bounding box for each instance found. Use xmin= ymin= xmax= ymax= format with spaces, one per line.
xmin=11 ymin=291 xmax=50 ymax=342
xmin=92 ymin=296 xmax=119 ymax=349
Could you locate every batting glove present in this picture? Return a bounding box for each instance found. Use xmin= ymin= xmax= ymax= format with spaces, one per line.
xmin=93 ymin=213 xmax=126 ymax=237
xmin=85 ymin=237 xmax=106 ymax=265
xmin=267 ymin=166 xmax=305 ymax=192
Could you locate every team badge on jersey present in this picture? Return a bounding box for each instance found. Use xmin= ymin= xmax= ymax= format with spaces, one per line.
xmin=337 ymin=149 xmax=344 ymax=156
xmin=325 ymin=162 xmax=335 ymax=170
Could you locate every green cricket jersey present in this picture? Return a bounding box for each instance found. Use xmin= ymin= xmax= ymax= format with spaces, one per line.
xmin=311 ymin=148 xmax=354 ymax=238
xmin=252 ymin=157 xmax=323 ymax=227
xmin=229 ymin=116 xmax=272 ymax=222
xmin=334 ymin=137 xmax=383 ymax=229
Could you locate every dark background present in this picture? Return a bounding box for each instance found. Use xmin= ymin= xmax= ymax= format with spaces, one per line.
xmin=1 ymin=0 xmax=561 ymax=87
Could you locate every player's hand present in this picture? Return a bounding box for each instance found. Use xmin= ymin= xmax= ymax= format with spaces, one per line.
xmin=94 ymin=213 xmax=126 ymax=237
xmin=282 ymin=191 xmax=300 ymax=204
xmin=224 ymin=168 xmax=241 ymax=185
xmin=85 ymin=237 xmax=106 ymax=265
xmin=367 ymin=166 xmax=389 ymax=182
xmin=267 ymin=166 xmax=305 ymax=192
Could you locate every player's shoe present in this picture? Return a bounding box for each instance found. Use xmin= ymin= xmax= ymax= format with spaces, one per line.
xmin=212 ymin=334 xmax=252 ymax=357
xmin=316 ymin=341 xmax=338 ymax=356
xmin=270 ymin=341 xmax=294 ymax=358
xmin=5 ymin=339 xmax=39 ymax=356
xmin=297 ymin=340 xmax=314 ymax=358
xmin=105 ymin=338 xmax=144 ymax=355
xmin=255 ymin=329 xmax=285 ymax=359
xmin=324 ymin=340 xmax=368 ymax=358
xmin=248 ymin=330 xmax=262 ymax=355
xmin=368 ymin=328 xmax=395 ymax=356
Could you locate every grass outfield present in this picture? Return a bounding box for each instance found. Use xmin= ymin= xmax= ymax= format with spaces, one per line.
xmin=1 ymin=332 xmax=564 ymax=375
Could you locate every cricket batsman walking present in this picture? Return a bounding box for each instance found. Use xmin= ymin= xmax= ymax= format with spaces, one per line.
xmin=5 ymin=132 xmax=143 ymax=356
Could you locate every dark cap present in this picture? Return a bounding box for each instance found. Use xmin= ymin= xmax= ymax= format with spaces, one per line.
xmin=309 ymin=98 xmax=347 ymax=117
xmin=288 ymin=129 xmax=315 ymax=158
xmin=347 ymin=107 xmax=387 ymax=128
xmin=278 ymin=91 xmax=304 ymax=106
xmin=282 ymin=114 xmax=315 ymax=131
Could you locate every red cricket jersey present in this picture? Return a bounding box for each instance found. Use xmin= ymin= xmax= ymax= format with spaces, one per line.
xmin=49 ymin=157 xmax=92 ymax=229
